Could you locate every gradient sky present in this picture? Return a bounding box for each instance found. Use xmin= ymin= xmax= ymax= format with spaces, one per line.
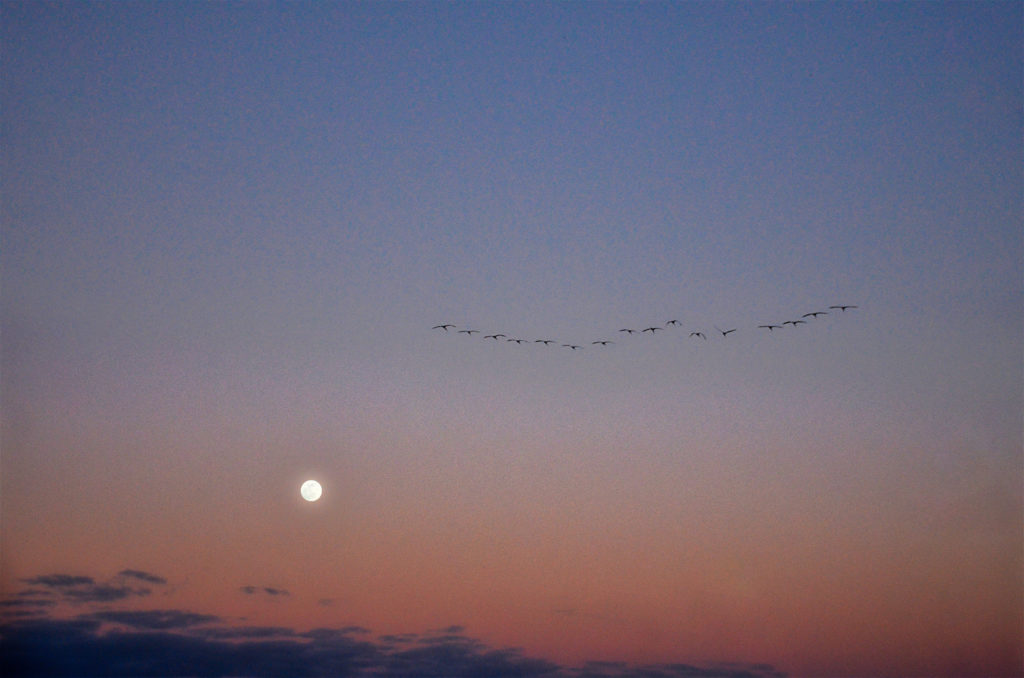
xmin=2 ymin=2 xmax=1021 ymax=677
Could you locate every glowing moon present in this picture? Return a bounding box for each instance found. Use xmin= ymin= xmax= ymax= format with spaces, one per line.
xmin=300 ymin=479 xmax=322 ymax=502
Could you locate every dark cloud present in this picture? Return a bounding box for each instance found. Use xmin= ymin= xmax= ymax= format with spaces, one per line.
xmin=0 ymin=616 xmax=382 ymax=678
xmin=0 ymin=599 xmax=56 ymax=609
xmin=195 ymin=626 xmax=298 ymax=640
xmin=0 ymin=609 xmax=47 ymax=620
xmin=21 ymin=574 xmax=94 ymax=588
xmin=338 ymin=626 xmax=371 ymax=635
xmin=566 ymin=662 xmax=788 ymax=678
xmin=86 ymin=610 xmax=220 ymax=630
xmin=378 ymin=632 xmax=419 ymax=645
xmin=0 ymin=592 xmax=58 ymax=621
xmin=16 ymin=573 xmax=155 ymax=604
xmin=64 ymin=585 xmax=150 ymax=603
xmin=300 ymin=627 xmax=374 ymax=644
xmin=263 ymin=587 xmax=290 ymax=596
xmin=1 ymin=572 xmax=785 ymax=678
xmin=117 ymin=570 xmax=167 ymax=585
xmin=240 ymin=585 xmax=290 ymax=597
xmin=415 ymin=625 xmax=474 ymax=647
xmin=383 ymin=633 xmax=559 ymax=678
xmin=0 ymin=612 xmax=787 ymax=678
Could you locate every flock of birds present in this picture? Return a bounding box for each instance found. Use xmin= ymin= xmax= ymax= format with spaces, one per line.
xmin=432 ymin=305 xmax=858 ymax=351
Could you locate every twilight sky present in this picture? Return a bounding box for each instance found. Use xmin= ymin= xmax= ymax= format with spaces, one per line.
xmin=2 ymin=2 xmax=1021 ymax=677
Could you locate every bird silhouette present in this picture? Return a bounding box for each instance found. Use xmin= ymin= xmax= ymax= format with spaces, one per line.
xmin=435 ymin=300 xmax=856 ymax=353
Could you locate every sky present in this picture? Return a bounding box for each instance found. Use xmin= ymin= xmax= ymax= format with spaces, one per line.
xmin=1 ymin=2 xmax=1021 ymax=677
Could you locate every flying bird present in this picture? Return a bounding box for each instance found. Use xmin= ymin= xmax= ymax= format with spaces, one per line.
xmin=666 ymin=320 xmax=681 ymax=326
xmin=782 ymin=320 xmax=806 ymax=326
xmin=642 ymin=326 xmax=662 ymax=334
xmin=432 ymin=324 xmax=455 ymax=331
xmin=507 ymin=338 xmax=528 ymax=344
xmin=562 ymin=344 xmax=583 ymax=350
xmin=689 ymin=331 xmax=706 ymax=340
xmin=758 ymin=325 xmax=782 ymax=331
xmin=619 ymin=328 xmax=637 ymax=334
xmin=457 ymin=329 xmax=479 ymax=335
xmin=592 ymin=340 xmax=614 ymax=346
xmin=535 ymin=339 xmax=555 ymax=345
xmin=829 ymin=305 xmax=858 ymax=312
xmin=484 ymin=334 xmax=506 ymax=340
xmin=802 ymin=311 xmax=828 ymax=318
xmin=715 ymin=327 xmax=737 ymax=337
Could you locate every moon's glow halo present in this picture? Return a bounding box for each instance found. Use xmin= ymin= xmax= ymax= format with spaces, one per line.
xmin=300 ymin=479 xmax=322 ymax=502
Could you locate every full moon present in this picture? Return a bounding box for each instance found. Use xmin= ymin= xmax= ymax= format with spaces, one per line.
xmin=300 ymin=480 xmax=322 ymax=502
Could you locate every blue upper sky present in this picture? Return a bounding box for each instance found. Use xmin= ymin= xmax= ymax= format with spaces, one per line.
xmin=6 ymin=1 xmax=1019 ymax=440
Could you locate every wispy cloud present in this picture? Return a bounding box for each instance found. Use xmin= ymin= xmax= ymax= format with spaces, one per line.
xmin=64 ymin=585 xmax=151 ymax=603
xmin=240 ymin=585 xmax=291 ymax=597
xmin=0 ymin=599 xmax=57 ymax=610
xmin=21 ymin=574 xmax=94 ymax=588
xmin=117 ymin=569 xmax=167 ymax=585
xmin=18 ymin=572 xmax=168 ymax=604
xmin=262 ymin=587 xmax=289 ymax=596
xmin=85 ymin=609 xmax=220 ymax=630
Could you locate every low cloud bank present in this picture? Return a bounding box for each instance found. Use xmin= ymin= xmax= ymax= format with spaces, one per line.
xmin=1 ymin=571 xmax=785 ymax=678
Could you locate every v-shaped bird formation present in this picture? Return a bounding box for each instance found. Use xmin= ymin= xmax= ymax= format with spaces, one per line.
xmin=432 ymin=305 xmax=858 ymax=351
